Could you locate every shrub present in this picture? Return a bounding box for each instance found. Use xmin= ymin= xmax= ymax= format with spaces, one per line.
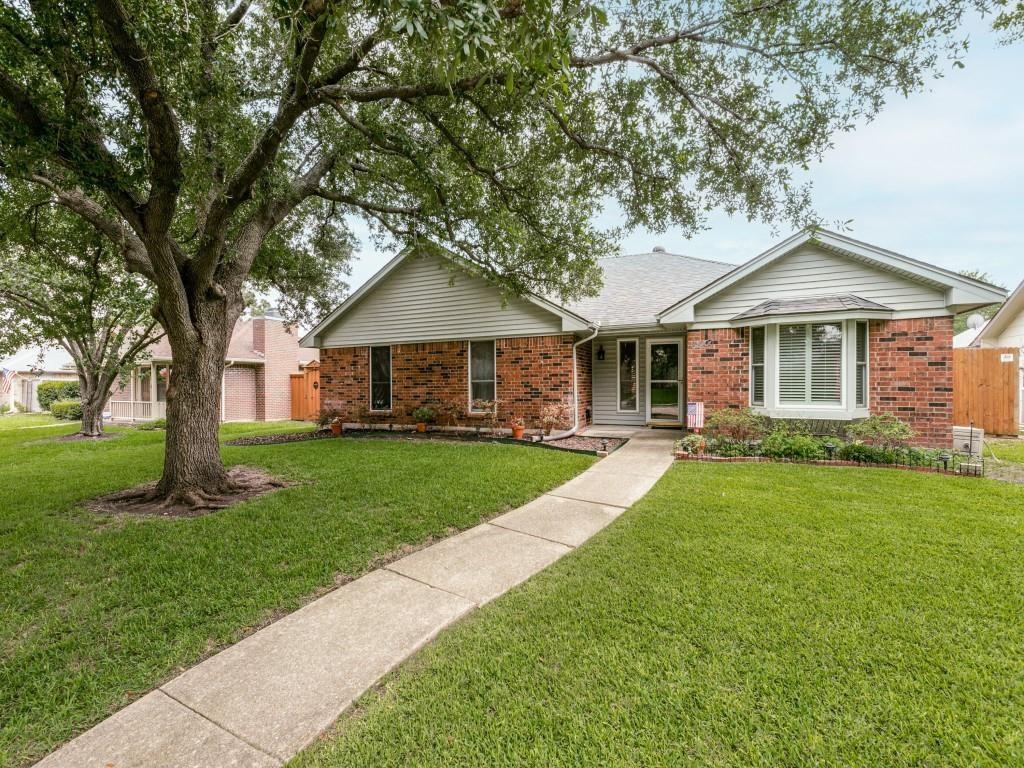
xmin=37 ymin=381 xmax=80 ymax=410
xmin=836 ymin=442 xmax=898 ymax=465
xmin=50 ymin=399 xmax=83 ymax=421
xmin=0 ymin=403 xmax=9 ymax=415
xmin=707 ymin=437 xmax=752 ymax=457
xmin=760 ymin=429 xmax=826 ymax=461
xmin=317 ymin=408 xmax=343 ymax=427
xmin=676 ymin=433 xmax=707 ymax=454
xmin=847 ymin=413 xmax=916 ymax=449
xmin=538 ymin=400 xmax=570 ymax=434
xmin=411 ymin=406 xmax=437 ymax=423
xmin=13 ymin=400 xmax=28 ymax=412
xmin=705 ymin=408 xmax=768 ymax=442
xmin=437 ymin=399 xmax=463 ymax=426
xmin=137 ymin=418 xmax=167 ymax=431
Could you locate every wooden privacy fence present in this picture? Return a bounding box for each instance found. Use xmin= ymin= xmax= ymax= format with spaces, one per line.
xmin=953 ymin=347 xmax=1020 ymax=436
xmin=290 ymin=361 xmax=321 ymax=421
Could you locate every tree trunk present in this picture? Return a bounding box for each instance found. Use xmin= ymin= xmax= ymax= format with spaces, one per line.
xmin=79 ymin=396 xmax=105 ymax=436
xmin=155 ymin=300 xmax=235 ymax=504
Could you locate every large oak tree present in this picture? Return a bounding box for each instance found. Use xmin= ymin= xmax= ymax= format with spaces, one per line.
xmin=0 ymin=0 xmax=967 ymax=505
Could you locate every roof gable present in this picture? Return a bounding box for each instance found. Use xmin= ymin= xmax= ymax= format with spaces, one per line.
xmin=975 ymin=278 xmax=1023 ymax=344
xmin=301 ymin=248 xmax=591 ymax=348
xmin=658 ymin=229 xmax=1007 ymax=324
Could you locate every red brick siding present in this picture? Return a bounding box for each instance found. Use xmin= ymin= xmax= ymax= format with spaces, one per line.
xmin=576 ymin=339 xmax=592 ymax=427
xmin=320 ymin=334 xmax=578 ymax=430
xmin=686 ymin=328 xmax=750 ymax=411
xmin=253 ymin=317 xmax=300 ymax=421
xmin=223 ymin=365 xmax=258 ymax=421
xmin=869 ymin=317 xmax=953 ymax=447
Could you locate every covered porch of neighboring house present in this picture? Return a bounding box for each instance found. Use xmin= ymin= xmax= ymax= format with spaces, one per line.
xmin=107 ymin=361 xmax=171 ymax=422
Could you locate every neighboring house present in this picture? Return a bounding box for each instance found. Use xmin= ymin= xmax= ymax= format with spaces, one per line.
xmin=970 ymin=278 xmax=1024 ymax=427
xmin=953 ymin=318 xmax=989 ymax=348
xmin=0 ymin=347 xmax=79 ymax=412
xmin=108 ymin=312 xmax=318 ymax=422
xmin=301 ymin=229 xmax=1006 ymax=447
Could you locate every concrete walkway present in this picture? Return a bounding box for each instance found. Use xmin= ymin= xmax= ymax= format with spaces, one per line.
xmin=36 ymin=429 xmax=678 ymax=768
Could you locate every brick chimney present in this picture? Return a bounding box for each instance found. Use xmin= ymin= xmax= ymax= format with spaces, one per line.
xmin=252 ymin=310 xmax=299 ymax=421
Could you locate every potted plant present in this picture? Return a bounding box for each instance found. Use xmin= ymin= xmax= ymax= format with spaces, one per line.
xmin=411 ymin=406 xmax=436 ymax=433
xmin=317 ymin=408 xmax=344 ymax=436
xmin=510 ymin=416 xmax=526 ymax=440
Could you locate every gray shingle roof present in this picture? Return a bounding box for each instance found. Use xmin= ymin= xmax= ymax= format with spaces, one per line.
xmin=562 ymin=251 xmax=736 ymax=327
xmin=730 ymin=294 xmax=893 ymax=322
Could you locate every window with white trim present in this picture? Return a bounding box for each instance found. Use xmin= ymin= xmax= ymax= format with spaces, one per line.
xmin=750 ymin=327 xmax=765 ymax=407
xmin=779 ymin=323 xmax=843 ymax=405
xmin=855 ymin=321 xmax=869 ymax=408
xmin=369 ymin=346 xmax=391 ymax=411
xmin=617 ymin=339 xmax=638 ymax=411
xmin=469 ymin=340 xmax=496 ymax=409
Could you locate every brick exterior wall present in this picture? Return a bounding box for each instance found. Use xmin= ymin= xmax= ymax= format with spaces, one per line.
xmin=869 ymin=317 xmax=953 ymax=447
xmin=576 ymin=339 xmax=592 ymax=427
xmin=223 ymin=365 xmax=258 ymax=421
xmin=253 ymin=317 xmax=300 ymax=421
xmin=686 ymin=328 xmax=750 ymax=411
xmin=320 ymin=334 xmax=582 ymax=431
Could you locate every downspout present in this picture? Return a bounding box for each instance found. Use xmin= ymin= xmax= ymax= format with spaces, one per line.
xmin=540 ymin=323 xmax=600 ymax=442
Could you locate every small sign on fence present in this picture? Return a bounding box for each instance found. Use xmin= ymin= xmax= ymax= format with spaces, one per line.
xmin=1000 ymin=353 xmax=1015 ymax=363
xmin=687 ymin=402 xmax=705 ymax=430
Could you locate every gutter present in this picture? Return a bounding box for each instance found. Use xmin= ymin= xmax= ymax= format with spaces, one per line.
xmin=538 ymin=323 xmax=600 ymax=442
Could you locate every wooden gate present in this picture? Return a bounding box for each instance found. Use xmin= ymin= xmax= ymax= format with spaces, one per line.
xmin=290 ymin=361 xmax=321 ymax=421
xmin=953 ymin=347 xmax=1020 ymax=436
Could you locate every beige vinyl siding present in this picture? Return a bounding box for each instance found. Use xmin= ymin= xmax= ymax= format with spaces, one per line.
xmin=591 ymin=335 xmax=648 ymax=426
xmin=319 ymin=253 xmax=563 ymax=347
xmin=992 ymin=312 xmax=1024 ymax=348
xmin=692 ymin=244 xmax=947 ymax=323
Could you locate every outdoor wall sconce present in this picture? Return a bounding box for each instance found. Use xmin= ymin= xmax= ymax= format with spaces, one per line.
xmin=597 ymin=345 xmax=605 ymax=361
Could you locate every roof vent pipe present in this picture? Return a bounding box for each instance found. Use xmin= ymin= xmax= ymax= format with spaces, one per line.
xmin=652 ymin=245 xmax=666 ymax=252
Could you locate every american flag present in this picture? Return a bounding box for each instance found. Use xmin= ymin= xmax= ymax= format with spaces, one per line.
xmin=686 ymin=401 xmax=705 ymax=430
xmin=0 ymin=368 xmax=13 ymax=395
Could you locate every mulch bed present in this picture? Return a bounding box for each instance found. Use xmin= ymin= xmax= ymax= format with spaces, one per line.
xmin=227 ymin=428 xmax=627 ymax=456
xmin=88 ymin=466 xmax=292 ymax=518
xmin=55 ymin=431 xmax=123 ymax=442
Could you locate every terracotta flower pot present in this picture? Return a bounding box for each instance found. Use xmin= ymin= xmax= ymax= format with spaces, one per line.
xmin=416 ymin=422 xmax=427 ymax=433
xmin=329 ymin=422 xmax=342 ymax=436
xmin=512 ymin=425 xmax=525 ymax=439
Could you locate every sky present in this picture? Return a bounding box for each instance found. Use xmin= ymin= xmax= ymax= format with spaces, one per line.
xmin=342 ymin=15 xmax=1024 ymax=296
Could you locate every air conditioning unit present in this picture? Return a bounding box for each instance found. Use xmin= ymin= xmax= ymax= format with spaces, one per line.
xmin=952 ymin=425 xmax=984 ymax=457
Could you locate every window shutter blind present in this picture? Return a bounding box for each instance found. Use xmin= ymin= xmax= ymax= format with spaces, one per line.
xmin=810 ymin=324 xmax=842 ymax=404
xmin=778 ymin=324 xmax=807 ymax=402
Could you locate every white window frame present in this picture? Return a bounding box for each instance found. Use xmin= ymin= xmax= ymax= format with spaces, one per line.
xmin=468 ymin=339 xmax=497 ymax=413
xmin=855 ymin=320 xmax=869 ymax=409
xmin=369 ymin=345 xmax=392 ymax=412
xmin=750 ymin=326 xmax=766 ymax=407
xmin=616 ymin=337 xmax=639 ymax=413
xmin=750 ymin=319 xmax=871 ymax=421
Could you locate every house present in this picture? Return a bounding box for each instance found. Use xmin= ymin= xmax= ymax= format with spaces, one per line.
xmin=108 ymin=312 xmax=317 ymax=422
xmin=301 ymin=229 xmax=1006 ymax=447
xmin=968 ymin=278 xmax=1024 ymax=427
xmin=0 ymin=347 xmax=79 ymax=412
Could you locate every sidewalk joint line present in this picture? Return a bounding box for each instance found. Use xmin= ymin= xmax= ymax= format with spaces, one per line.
xmin=383 ymin=566 xmax=479 ymax=606
xmin=155 ymin=688 xmax=284 ymax=766
xmin=485 ymin=521 xmax=578 ymax=549
xmin=544 ymin=491 xmax=630 ymax=508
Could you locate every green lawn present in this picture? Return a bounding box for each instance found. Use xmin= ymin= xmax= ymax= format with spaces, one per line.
xmin=0 ymin=421 xmax=594 ymax=768
xmin=296 ymin=462 xmax=1024 ymax=768
xmin=0 ymin=413 xmax=60 ymax=430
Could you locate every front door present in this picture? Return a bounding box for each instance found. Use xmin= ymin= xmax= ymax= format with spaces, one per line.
xmin=647 ymin=339 xmax=681 ymax=424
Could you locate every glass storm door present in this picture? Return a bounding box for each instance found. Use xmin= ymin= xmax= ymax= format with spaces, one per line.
xmin=648 ymin=341 xmax=681 ymax=422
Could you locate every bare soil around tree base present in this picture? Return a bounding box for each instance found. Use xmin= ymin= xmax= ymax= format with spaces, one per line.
xmin=55 ymin=431 xmax=123 ymax=442
xmin=88 ymin=465 xmax=292 ymax=518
